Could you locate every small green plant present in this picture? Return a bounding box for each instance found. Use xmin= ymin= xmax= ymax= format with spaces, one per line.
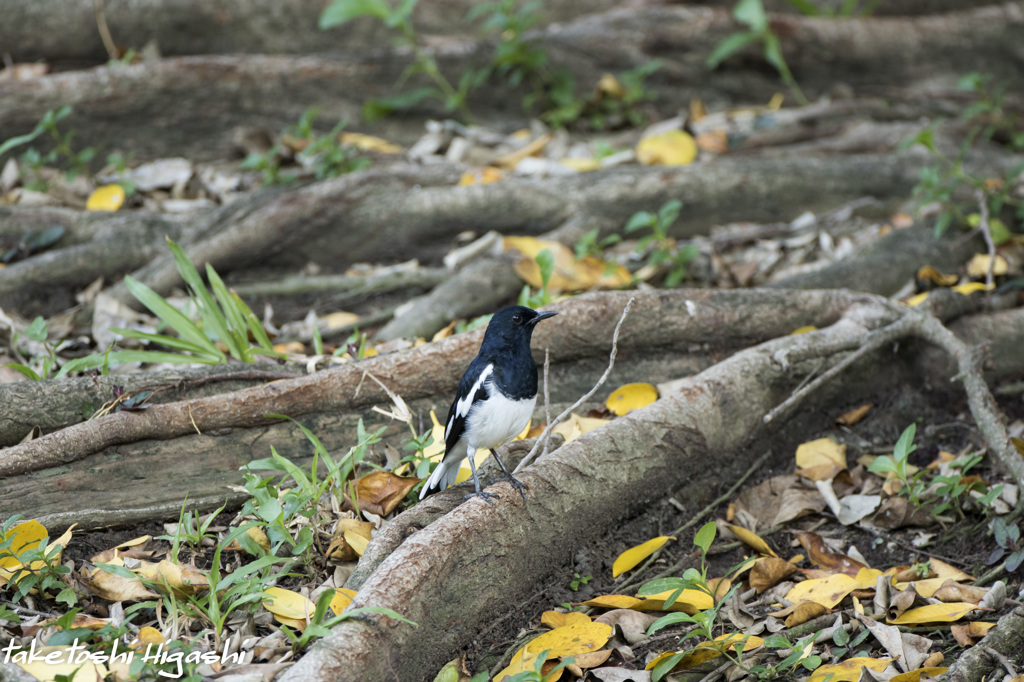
xmin=708 ymin=0 xmax=808 ymax=106
xmin=277 ymin=588 xmax=415 ymax=650
xmin=157 ymin=499 xmax=227 ymax=559
xmin=518 ymin=248 xmax=555 ymax=308
xmin=3 ymin=316 xmax=62 ymax=381
xmin=868 ymin=423 xmax=926 ymax=507
xmin=0 ymin=106 xmax=97 ymax=190
xmin=242 ymin=108 xmax=371 ymax=186
xmin=573 ymin=228 xmax=621 ymax=261
xmin=568 ymin=572 xmax=592 ymax=591
xmin=1 ymin=225 xmax=66 ymax=264
xmin=625 ymin=199 xmax=699 ymax=287
xmin=319 ymin=0 xmax=481 ymax=121
xmin=905 ymin=73 xmax=1024 ymax=237
xmin=56 ymin=238 xmax=281 ymax=378
xmin=0 ymin=515 xmax=77 ymax=607
xmin=988 ymin=517 xmax=1024 ymax=572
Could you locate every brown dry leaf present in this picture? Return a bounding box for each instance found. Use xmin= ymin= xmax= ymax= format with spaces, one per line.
xmin=733 ymin=475 xmax=825 ymax=527
xmin=793 ymin=530 xmax=867 ymax=575
xmin=572 ymin=649 xmax=612 ymax=669
xmin=784 ymin=601 xmax=829 ymax=627
xmin=354 ymin=471 xmax=420 ymax=516
xmin=931 ymin=581 xmax=987 ymax=604
xmin=87 ymin=565 xmax=159 ymax=602
xmin=636 ymin=131 xmax=697 ymax=166
xmin=836 ymin=403 xmax=872 ymax=426
xmin=327 ymin=518 xmax=376 ymax=562
xmin=951 ymin=621 xmax=995 ymax=646
xmin=605 ymin=383 xmax=658 ymax=416
xmin=594 ymin=609 xmax=658 ymax=644
xmin=135 ymin=559 xmax=210 ymax=596
xmin=432 ymin=320 xmax=457 ymax=341
xmin=541 ymin=610 xmax=591 ymax=629
xmin=872 ymin=496 xmax=935 ymax=530
xmin=749 ymin=556 xmax=798 ymax=593
xmin=696 ymin=130 xmax=728 ymax=153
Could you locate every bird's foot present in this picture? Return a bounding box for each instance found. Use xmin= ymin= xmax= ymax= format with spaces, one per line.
xmin=464 ymin=490 xmax=500 ymax=505
xmin=502 ymin=474 xmax=529 ymax=502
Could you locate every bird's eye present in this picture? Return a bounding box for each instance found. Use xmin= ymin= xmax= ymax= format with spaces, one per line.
xmin=512 ymin=314 xmax=522 ymax=324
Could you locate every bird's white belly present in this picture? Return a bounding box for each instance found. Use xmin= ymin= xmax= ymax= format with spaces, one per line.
xmin=465 ymin=387 xmax=536 ymax=450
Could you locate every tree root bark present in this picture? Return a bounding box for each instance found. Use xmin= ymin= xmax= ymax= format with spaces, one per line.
xmin=277 ymin=288 xmax=1018 ymax=682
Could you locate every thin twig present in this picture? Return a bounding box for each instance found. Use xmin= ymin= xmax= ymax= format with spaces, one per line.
xmin=93 ymin=0 xmax=119 ymax=60
xmin=514 ymin=297 xmax=635 ymax=474
xmin=975 ymin=188 xmax=996 ymax=297
xmin=982 ymin=645 xmax=1018 ymax=678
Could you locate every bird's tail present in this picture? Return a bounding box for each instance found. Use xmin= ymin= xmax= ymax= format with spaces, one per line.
xmin=418 ymin=454 xmax=463 ymax=500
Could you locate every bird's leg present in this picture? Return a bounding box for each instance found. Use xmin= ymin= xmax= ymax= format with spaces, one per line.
xmin=464 ymin=449 xmax=500 ymax=504
xmin=491 ymin=448 xmax=528 ymax=502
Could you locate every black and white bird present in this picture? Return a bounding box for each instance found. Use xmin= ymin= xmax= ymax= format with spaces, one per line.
xmin=419 ymin=305 xmax=557 ymax=503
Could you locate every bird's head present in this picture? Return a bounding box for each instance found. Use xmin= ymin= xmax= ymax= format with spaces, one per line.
xmin=482 ymin=305 xmax=557 ymax=348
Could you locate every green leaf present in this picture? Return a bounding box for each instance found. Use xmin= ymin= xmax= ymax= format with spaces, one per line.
xmin=385 ymin=0 xmax=420 ymax=28
xmin=933 ymin=211 xmax=954 ymax=237
xmin=166 ymin=239 xmax=240 ymax=359
xmin=625 ymin=211 xmax=656 ymax=232
xmin=23 ymin=226 xmax=66 ymax=253
xmin=123 ymin=275 xmax=223 ymax=358
xmin=647 ymin=611 xmax=697 ymax=635
xmin=733 ymin=0 xmax=768 ymax=32
xmin=707 ymin=31 xmax=760 ymax=69
xmin=95 ymin=562 xmax=139 ymax=580
xmin=108 ymin=328 xmax=222 ymax=357
xmin=693 ymin=520 xmax=716 ymax=554
xmin=319 ymin=0 xmax=391 ymax=29
xmin=652 ymin=651 xmax=687 ymax=682
xmin=637 ymin=577 xmax=690 ymax=595
xmin=24 ymin=316 xmax=48 ymax=342
xmin=893 ymin=423 xmax=917 ymax=462
xmin=55 ymin=350 xmax=220 ymax=379
xmin=2 ymin=363 xmax=41 ymax=381
xmin=657 ymin=200 xmax=683 ymax=229
xmin=363 ymin=88 xmax=439 ymax=121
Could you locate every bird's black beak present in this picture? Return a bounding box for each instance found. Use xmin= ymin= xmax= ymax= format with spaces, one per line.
xmin=530 ymin=311 xmax=558 ymax=325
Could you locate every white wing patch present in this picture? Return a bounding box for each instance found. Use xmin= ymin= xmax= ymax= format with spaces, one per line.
xmin=446 ymin=363 xmax=493 ymax=441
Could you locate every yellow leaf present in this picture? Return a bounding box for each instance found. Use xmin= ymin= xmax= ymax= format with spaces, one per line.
xmin=906 ymin=291 xmax=930 ymax=307
xmin=636 ymin=131 xmax=697 ymax=166
xmin=966 ymin=253 xmax=1008 ymax=278
xmin=790 ymin=325 xmax=817 ymax=334
xmin=809 ymin=658 xmax=895 ymax=682
xmin=131 ymin=626 xmax=164 ymax=650
xmin=612 ymin=536 xmax=675 ymax=577
xmin=552 ymin=413 xmax=609 ymax=444
xmin=503 ymin=236 xmax=630 ymax=292
xmin=263 ymin=587 xmax=315 ymax=624
xmin=561 ymin=158 xmax=602 ymax=172
xmin=598 ymin=73 xmax=626 ymax=98
xmin=339 ymin=132 xmax=402 ymax=154
xmin=330 ymin=588 xmax=357 ymax=615
xmin=727 ymin=525 xmax=778 ymax=557
xmin=454 ymin=447 xmax=491 ymax=485
xmin=458 ymin=167 xmax=504 ymax=185
xmin=0 ymin=519 xmax=47 ymax=570
xmin=635 ymin=588 xmax=713 ymax=613
xmin=344 ymin=529 xmax=369 ymax=556
xmin=541 ymin=610 xmax=591 ymax=629
xmin=888 ymin=602 xmax=977 ymax=625
xmin=496 ymin=622 xmax=612 ymax=682
xmin=890 ymin=668 xmax=949 ymax=682
xmin=424 ymin=410 xmax=446 ymax=461
xmin=13 ymin=645 xmax=110 ymax=682
xmin=86 ymin=184 xmax=125 ymax=212
xmin=322 ymin=311 xmax=360 ymax=331
xmin=645 ymin=635 xmax=765 ymax=671
xmin=496 ymin=134 xmax=551 ymax=169
xmin=951 ymin=281 xmax=994 ymax=296
xmin=836 ymin=403 xmax=872 ymax=427
xmin=916 ymin=265 xmax=958 ymax=287
xmin=784 ymin=573 xmax=861 ymax=609
xmin=87 ymin=565 xmax=158 ymax=602
xmin=795 ymin=438 xmax=847 ymax=470
xmin=579 ymin=595 xmax=643 ymax=610
xmin=605 ymin=383 xmax=658 ymax=416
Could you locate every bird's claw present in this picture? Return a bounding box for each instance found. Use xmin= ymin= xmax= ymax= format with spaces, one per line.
xmin=464 ymin=490 xmax=501 ymax=505
xmin=503 ymin=475 xmax=529 ymax=502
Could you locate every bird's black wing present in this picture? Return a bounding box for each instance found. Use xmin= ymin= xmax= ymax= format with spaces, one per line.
xmin=443 ymin=357 xmax=493 ymax=454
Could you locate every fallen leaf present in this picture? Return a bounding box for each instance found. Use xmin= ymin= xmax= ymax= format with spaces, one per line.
xmin=916 ymin=265 xmax=958 ymax=287
xmin=263 ymin=587 xmax=315 ymax=630
xmin=13 ymin=645 xmax=110 ymax=681
xmin=790 ymin=325 xmax=817 ymax=334
xmin=330 ymin=588 xmax=357 ymax=615
xmin=888 ymin=603 xmax=978 ymax=625
xmin=339 ymin=132 xmax=402 ymax=154
xmin=495 ymin=621 xmax=613 ymax=681
xmin=612 ymin=536 xmax=675 ymax=577
xmin=785 ymin=601 xmax=829 ymax=627
xmin=86 ymin=184 xmax=126 ymax=212
xmin=496 ymin=134 xmax=551 ymax=169
xmin=749 ymin=556 xmax=797 ymax=593
xmin=458 ymin=167 xmax=504 ymax=185
xmin=966 ymin=253 xmax=1008 ymax=278
xmin=808 ymin=657 xmax=895 ymax=682
xmin=503 ymin=235 xmax=631 ymax=292
xmin=594 ymin=609 xmax=658 ymax=644
xmin=541 ymin=610 xmax=591 ymax=629
xmin=354 ymin=471 xmax=420 ymax=516
xmin=951 ymin=621 xmax=994 ymax=646
xmin=636 ymin=131 xmax=697 ymax=166
xmin=88 ymin=564 xmax=159 ymax=602
xmin=784 ymin=568 xmax=881 ymax=609
xmin=605 ymin=383 xmax=658 ymax=416
xmin=795 ymin=438 xmax=847 ymax=479
xmin=552 ymin=413 xmax=610 ymax=444
xmin=794 ymin=530 xmax=867 ymax=575
xmin=890 ymin=668 xmax=949 ymax=682
xmin=726 ymin=525 xmax=777 ymax=557
xmin=836 ymin=403 xmax=872 ymax=426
